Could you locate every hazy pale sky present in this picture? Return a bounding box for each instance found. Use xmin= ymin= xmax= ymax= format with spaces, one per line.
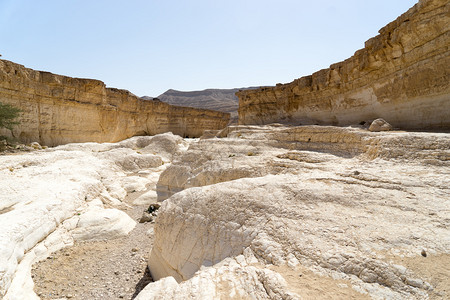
xmin=0 ymin=0 xmax=417 ymax=97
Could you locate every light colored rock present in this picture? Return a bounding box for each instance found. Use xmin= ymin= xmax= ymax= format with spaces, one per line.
xmin=237 ymin=0 xmax=450 ymax=130
xmin=369 ymin=118 xmax=393 ymax=132
xmin=121 ymin=176 xmax=150 ymax=193
xmin=0 ymin=133 xmax=191 ymax=298
xmin=138 ymin=256 xmax=300 ymax=300
xmin=29 ymin=142 xmax=42 ymax=150
xmin=71 ymin=207 xmax=136 ymax=241
xmin=156 ymin=124 xmax=450 ymax=201
xmin=0 ymin=60 xmax=230 ymax=146
xmin=116 ymin=152 xmax=163 ymax=172
xmin=147 ymin=125 xmax=449 ymax=299
xmin=134 ymin=190 xmax=158 ymax=205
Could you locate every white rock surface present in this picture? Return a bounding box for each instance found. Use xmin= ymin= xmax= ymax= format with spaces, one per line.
xmin=0 ymin=133 xmax=188 ymax=298
xmin=138 ymin=255 xmax=300 ymax=300
xmin=134 ymin=190 xmax=158 ymax=206
xmin=146 ymin=125 xmax=450 ymax=299
xmin=71 ymin=206 xmax=136 ymax=241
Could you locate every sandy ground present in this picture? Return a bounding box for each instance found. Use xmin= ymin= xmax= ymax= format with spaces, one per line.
xmin=32 ymin=190 xmax=154 ymax=300
xmin=389 ymin=254 xmax=450 ymax=299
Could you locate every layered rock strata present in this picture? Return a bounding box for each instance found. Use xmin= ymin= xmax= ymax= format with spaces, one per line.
xmin=237 ymin=0 xmax=450 ymax=130
xmin=147 ymin=125 xmax=450 ymax=299
xmin=0 ymin=59 xmax=230 ymax=146
xmin=156 ymin=124 xmax=449 ymax=201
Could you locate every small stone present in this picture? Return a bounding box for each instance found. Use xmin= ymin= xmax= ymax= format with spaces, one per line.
xmin=30 ymin=142 xmax=42 ymax=150
xmin=369 ymin=118 xmax=393 ymax=132
xmin=139 ymin=212 xmax=153 ymax=223
xmin=406 ymin=278 xmax=424 ymax=288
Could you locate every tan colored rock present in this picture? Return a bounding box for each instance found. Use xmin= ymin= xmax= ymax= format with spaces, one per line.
xmin=0 ymin=60 xmax=230 ymax=146
xmin=237 ymin=0 xmax=450 ymax=130
xmin=369 ymin=118 xmax=393 ymax=132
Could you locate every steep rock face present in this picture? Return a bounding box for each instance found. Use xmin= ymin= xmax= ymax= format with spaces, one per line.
xmin=147 ymin=125 xmax=450 ymax=299
xmin=0 ymin=60 xmax=230 ymax=146
xmin=237 ymin=0 xmax=450 ymax=130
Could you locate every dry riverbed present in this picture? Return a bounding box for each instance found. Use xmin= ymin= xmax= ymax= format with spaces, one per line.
xmin=32 ymin=190 xmax=154 ymax=300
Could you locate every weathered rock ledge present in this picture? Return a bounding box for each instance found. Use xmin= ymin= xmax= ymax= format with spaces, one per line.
xmin=0 ymin=59 xmax=230 ymax=146
xmin=146 ymin=125 xmax=450 ymax=299
xmin=237 ymin=0 xmax=450 ymax=130
xmin=0 ymin=133 xmax=190 ymax=299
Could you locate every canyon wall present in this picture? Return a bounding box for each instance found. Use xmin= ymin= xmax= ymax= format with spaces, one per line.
xmin=237 ymin=0 xmax=450 ymax=130
xmin=0 ymin=60 xmax=230 ymax=146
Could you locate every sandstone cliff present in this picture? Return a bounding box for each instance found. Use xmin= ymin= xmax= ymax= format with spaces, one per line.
xmin=0 ymin=60 xmax=230 ymax=146
xmin=237 ymin=0 xmax=450 ymax=130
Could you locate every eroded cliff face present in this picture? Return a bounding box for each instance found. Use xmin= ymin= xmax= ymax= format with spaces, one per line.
xmin=237 ymin=0 xmax=450 ymax=130
xmin=0 ymin=60 xmax=230 ymax=146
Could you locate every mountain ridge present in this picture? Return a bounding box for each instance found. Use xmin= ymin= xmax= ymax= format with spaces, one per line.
xmin=142 ymin=87 xmax=263 ymax=121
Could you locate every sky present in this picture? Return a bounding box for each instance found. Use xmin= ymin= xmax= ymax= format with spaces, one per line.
xmin=0 ymin=0 xmax=417 ymax=97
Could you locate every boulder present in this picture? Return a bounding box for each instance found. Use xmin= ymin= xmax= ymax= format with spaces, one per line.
xmin=369 ymin=118 xmax=393 ymax=132
xmin=71 ymin=207 xmax=136 ymax=241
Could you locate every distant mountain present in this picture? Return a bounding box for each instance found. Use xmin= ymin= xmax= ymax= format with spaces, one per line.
xmin=142 ymin=87 xmax=261 ymax=122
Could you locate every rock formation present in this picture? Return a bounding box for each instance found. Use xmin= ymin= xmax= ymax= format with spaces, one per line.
xmin=153 ymin=87 xmax=260 ymax=122
xmin=237 ymin=0 xmax=450 ymax=130
xmin=0 ymin=133 xmax=191 ymax=299
xmin=0 ymin=60 xmax=230 ymax=146
xmin=147 ymin=124 xmax=450 ymax=299
xmin=155 ymin=88 xmax=241 ymax=117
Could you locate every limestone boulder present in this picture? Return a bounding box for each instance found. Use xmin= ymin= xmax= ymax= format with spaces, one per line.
xmin=138 ymin=255 xmax=300 ymax=300
xmin=71 ymin=206 xmax=136 ymax=241
xmin=369 ymin=118 xmax=393 ymax=132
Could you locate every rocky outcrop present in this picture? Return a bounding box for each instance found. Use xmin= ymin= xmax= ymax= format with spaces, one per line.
xmin=0 ymin=60 xmax=230 ymax=146
xmin=156 ymin=88 xmax=241 ymax=117
xmin=0 ymin=133 xmax=191 ymax=298
xmin=237 ymin=0 xmax=450 ymax=130
xmin=156 ymin=124 xmax=450 ymax=201
xmin=147 ymin=125 xmax=450 ymax=299
xmin=154 ymin=87 xmax=260 ymax=123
